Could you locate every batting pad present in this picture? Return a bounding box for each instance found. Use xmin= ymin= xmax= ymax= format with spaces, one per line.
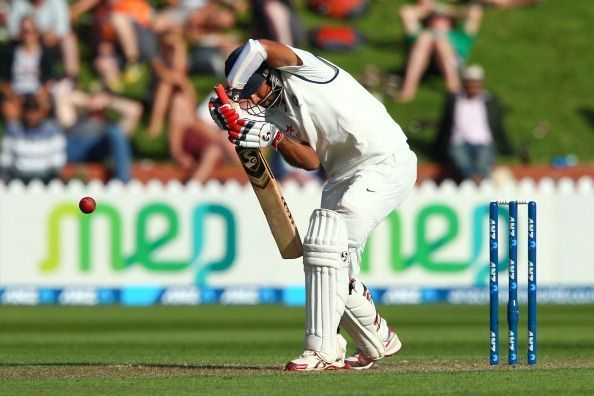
xmin=341 ymin=280 xmax=386 ymax=360
xmin=303 ymin=209 xmax=350 ymax=363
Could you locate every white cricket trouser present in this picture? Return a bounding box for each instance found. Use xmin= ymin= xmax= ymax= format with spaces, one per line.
xmin=321 ymin=146 xmax=417 ymax=279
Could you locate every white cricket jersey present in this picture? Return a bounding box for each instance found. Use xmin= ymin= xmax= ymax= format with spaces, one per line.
xmin=265 ymin=48 xmax=408 ymax=178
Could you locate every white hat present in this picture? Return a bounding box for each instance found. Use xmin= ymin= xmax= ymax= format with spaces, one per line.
xmin=462 ymin=64 xmax=485 ymax=81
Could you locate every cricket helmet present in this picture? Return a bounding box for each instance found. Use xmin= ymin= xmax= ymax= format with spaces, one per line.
xmin=224 ymin=44 xmax=283 ymax=114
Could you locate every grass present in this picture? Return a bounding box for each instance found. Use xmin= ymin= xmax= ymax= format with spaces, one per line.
xmin=0 ymin=304 xmax=593 ymax=394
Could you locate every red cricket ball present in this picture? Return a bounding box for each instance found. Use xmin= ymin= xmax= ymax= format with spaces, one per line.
xmin=79 ymin=196 xmax=96 ymax=214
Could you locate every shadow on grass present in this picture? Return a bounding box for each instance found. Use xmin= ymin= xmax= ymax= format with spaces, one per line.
xmin=578 ymin=107 xmax=594 ymax=131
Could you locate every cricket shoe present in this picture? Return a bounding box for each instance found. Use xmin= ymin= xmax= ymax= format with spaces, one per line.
xmin=344 ymin=328 xmax=402 ymax=370
xmin=285 ymin=335 xmax=347 ymax=371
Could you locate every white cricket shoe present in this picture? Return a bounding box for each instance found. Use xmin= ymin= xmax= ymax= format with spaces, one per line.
xmin=285 ymin=335 xmax=347 ymax=371
xmin=344 ymin=328 xmax=402 ymax=370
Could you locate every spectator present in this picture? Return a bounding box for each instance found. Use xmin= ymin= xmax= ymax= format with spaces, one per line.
xmin=183 ymin=1 xmax=245 ymax=77
xmin=55 ymin=87 xmax=140 ymax=182
xmin=397 ymin=1 xmax=483 ymax=102
xmin=197 ymin=96 xmax=241 ymax=161
xmin=146 ymin=29 xmax=241 ymax=182
xmin=170 ymin=97 xmax=240 ymax=183
xmin=183 ymin=0 xmax=246 ymax=45
xmin=153 ymin=0 xmax=206 ymax=35
xmin=70 ymin=0 xmax=157 ymax=93
xmin=8 ymin=0 xmax=80 ymax=79
xmin=0 ymin=94 xmax=66 ymax=183
xmin=433 ymin=64 xmax=514 ymax=183
xmin=154 ymin=0 xmax=245 ymax=36
xmin=251 ymin=0 xmax=304 ymax=46
xmin=147 ymin=30 xmax=197 ymax=137
xmin=0 ymin=16 xmax=56 ymax=121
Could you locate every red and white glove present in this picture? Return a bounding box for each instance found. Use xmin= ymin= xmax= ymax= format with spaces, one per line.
xmin=208 ymin=97 xmax=239 ymax=131
xmin=228 ymin=119 xmax=284 ymax=149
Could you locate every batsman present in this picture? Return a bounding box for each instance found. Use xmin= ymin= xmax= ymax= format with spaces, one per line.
xmin=210 ymin=39 xmax=417 ymax=371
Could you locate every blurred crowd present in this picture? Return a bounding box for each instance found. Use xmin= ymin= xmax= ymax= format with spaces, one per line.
xmin=374 ymin=0 xmax=535 ymax=183
xmin=397 ymin=0 xmax=534 ymax=183
xmin=0 ymin=0 xmax=538 ymax=186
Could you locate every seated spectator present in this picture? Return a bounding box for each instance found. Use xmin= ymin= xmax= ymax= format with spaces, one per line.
xmin=433 ymin=65 xmax=514 ymax=183
xmin=146 ymin=30 xmax=240 ymax=182
xmin=0 ymin=94 xmax=66 ymax=184
xmin=196 ymin=96 xmax=242 ymax=159
xmin=70 ymin=0 xmax=157 ymax=93
xmin=183 ymin=0 xmax=246 ymax=45
xmin=167 ymin=94 xmax=240 ymax=183
xmin=55 ymin=87 xmax=141 ymax=182
xmin=397 ymin=0 xmax=483 ymax=102
xmin=147 ymin=30 xmax=197 ymax=137
xmin=0 ymin=16 xmax=56 ymax=121
xmin=251 ymin=0 xmax=305 ymax=46
xmin=8 ymin=0 xmax=79 ymax=79
xmin=153 ymin=0 xmax=206 ymax=35
xmin=183 ymin=1 xmax=245 ymax=76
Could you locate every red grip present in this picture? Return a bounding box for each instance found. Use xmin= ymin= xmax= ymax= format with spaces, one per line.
xmin=214 ymin=84 xmax=231 ymax=105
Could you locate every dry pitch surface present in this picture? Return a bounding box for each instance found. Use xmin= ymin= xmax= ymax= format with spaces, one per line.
xmin=2 ymin=359 xmax=594 ymax=379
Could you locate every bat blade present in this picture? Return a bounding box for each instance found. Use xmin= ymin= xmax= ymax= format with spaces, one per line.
xmin=214 ymin=85 xmax=303 ymax=259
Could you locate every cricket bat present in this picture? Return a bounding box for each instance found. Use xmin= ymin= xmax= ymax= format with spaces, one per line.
xmin=214 ymin=84 xmax=303 ymax=259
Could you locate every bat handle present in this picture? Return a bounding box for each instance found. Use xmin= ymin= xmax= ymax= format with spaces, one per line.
xmin=214 ymin=84 xmax=231 ymax=105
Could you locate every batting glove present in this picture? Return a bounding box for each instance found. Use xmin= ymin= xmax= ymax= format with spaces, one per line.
xmin=228 ymin=119 xmax=284 ymax=149
xmin=208 ymin=97 xmax=239 ymax=131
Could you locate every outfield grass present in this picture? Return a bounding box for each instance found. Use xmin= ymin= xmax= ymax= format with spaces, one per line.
xmin=0 ymin=305 xmax=593 ymax=394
